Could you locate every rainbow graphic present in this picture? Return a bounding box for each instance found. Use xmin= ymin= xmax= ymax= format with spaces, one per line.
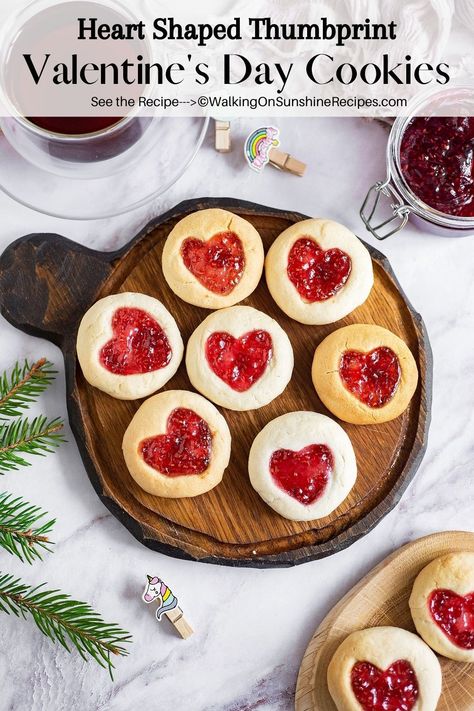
xmin=244 ymin=126 xmax=280 ymax=173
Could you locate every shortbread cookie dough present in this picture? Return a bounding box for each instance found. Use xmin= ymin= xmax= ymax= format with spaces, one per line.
xmin=162 ymin=208 xmax=264 ymax=309
xmin=312 ymin=323 xmax=418 ymax=424
xmin=77 ymin=292 xmax=183 ymax=400
xmin=327 ymin=627 xmax=442 ymax=711
xmin=186 ymin=305 xmax=293 ymax=411
xmin=122 ymin=390 xmax=231 ymax=498
xmin=265 ymin=218 xmax=373 ymax=325
xmin=410 ymin=552 xmax=474 ymax=662
xmin=248 ymin=412 xmax=356 ymax=521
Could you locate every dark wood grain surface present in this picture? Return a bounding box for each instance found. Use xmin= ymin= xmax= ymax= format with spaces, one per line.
xmin=0 ymin=198 xmax=432 ymax=567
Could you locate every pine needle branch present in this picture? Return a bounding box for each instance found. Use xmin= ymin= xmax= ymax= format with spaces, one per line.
xmin=0 ymin=359 xmax=57 ymax=419
xmin=0 ymin=492 xmax=55 ymax=563
xmin=0 ymin=416 xmax=65 ymax=473
xmin=0 ymin=572 xmax=132 ymax=677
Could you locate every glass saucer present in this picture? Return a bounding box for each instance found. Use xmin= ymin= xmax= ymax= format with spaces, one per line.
xmin=0 ymin=116 xmax=209 ymax=220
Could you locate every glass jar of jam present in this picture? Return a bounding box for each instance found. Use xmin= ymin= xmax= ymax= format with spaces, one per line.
xmin=360 ymin=86 xmax=474 ymax=239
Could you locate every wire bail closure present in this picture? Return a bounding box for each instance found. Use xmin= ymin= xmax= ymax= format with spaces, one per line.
xmin=360 ymin=178 xmax=411 ymax=240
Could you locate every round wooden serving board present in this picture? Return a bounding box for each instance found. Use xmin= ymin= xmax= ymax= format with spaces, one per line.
xmin=295 ymin=530 xmax=474 ymax=711
xmin=0 ymin=198 xmax=432 ymax=567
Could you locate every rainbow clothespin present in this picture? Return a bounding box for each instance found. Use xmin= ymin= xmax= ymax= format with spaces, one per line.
xmin=244 ymin=126 xmax=306 ymax=176
xmin=142 ymin=574 xmax=193 ymax=639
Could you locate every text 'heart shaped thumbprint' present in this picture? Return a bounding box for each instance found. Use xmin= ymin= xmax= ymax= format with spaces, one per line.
xmin=100 ymin=307 xmax=172 ymax=376
xmin=287 ymin=237 xmax=352 ymax=302
xmin=270 ymin=444 xmax=333 ymax=505
xmin=339 ymin=346 xmax=401 ymax=408
xmin=430 ymin=588 xmax=474 ymax=649
xmin=181 ymin=231 xmax=245 ymax=295
xmin=140 ymin=408 xmax=212 ymax=476
xmin=351 ymin=660 xmax=419 ymax=711
xmin=205 ymin=330 xmax=273 ymax=392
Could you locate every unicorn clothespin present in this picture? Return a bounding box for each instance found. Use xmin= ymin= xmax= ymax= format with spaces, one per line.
xmin=142 ymin=575 xmax=193 ymax=639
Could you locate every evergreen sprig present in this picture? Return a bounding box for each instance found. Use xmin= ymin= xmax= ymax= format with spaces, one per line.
xmin=0 ymin=359 xmax=57 ymax=418
xmin=0 ymin=415 xmax=65 ymax=472
xmin=0 ymin=492 xmax=55 ymax=563
xmin=0 ymin=572 xmax=132 ymax=677
xmin=0 ymin=357 xmax=131 ymax=675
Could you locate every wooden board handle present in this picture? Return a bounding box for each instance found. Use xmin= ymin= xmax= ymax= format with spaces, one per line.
xmin=0 ymin=234 xmax=113 ymax=346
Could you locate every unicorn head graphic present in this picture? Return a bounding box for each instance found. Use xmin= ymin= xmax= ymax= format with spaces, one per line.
xmin=142 ymin=575 xmax=178 ymax=621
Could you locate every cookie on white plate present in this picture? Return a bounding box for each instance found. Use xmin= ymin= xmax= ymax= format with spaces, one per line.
xmin=410 ymin=552 xmax=474 ymax=662
xmin=162 ymin=208 xmax=264 ymax=309
xmin=186 ymin=305 xmax=293 ymax=411
xmin=248 ymin=412 xmax=356 ymax=521
xmin=265 ymin=218 xmax=373 ymax=325
xmin=122 ymin=390 xmax=231 ymax=498
xmin=327 ymin=627 xmax=442 ymax=711
xmin=76 ymin=292 xmax=183 ymax=400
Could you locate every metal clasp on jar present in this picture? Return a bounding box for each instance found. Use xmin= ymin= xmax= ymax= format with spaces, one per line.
xmin=360 ymin=179 xmax=411 ymax=240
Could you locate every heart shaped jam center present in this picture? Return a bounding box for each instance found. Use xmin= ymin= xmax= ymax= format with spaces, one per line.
xmin=140 ymin=408 xmax=212 ymax=476
xmin=270 ymin=444 xmax=333 ymax=505
xmin=180 ymin=231 xmax=245 ymax=295
xmin=339 ymin=347 xmax=401 ymax=408
xmin=205 ymin=330 xmax=273 ymax=392
xmin=100 ymin=307 xmax=172 ymax=376
xmin=287 ymin=237 xmax=352 ymax=303
xmin=429 ymin=588 xmax=474 ymax=649
xmin=351 ymin=660 xmax=419 ymax=711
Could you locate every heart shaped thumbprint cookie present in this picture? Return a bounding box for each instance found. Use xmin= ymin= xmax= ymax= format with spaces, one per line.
xmin=122 ymin=390 xmax=231 ymax=498
xmin=410 ymin=552 xmax=474 ymax=662
xmin=162 ymin=208 xmax=264 ymax=309
xmin=186 ymin=306 xmax=293 ymax=411
xmin=248 ymin=412 xmax=356 ymax=522
xmin=77 ymin=293 xmax=183 ymax=400
xmin=312 ymin=324 xmax=418 ymax=425
xmin=327 ymin=628 xmax=442 ymax=711
xmin=265 ymin=218 xmax=373 ymax=325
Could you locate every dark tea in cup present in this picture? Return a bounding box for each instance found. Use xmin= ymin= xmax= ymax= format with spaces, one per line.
xmin=20 ymin=114 xmax=152 ymax=163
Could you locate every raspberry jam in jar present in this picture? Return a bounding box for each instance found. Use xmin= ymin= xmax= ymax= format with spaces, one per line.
xmin=400 ymin=117 xmax=474 ymax=217
xmin=360 ymin=86 xmax=474 ymax=239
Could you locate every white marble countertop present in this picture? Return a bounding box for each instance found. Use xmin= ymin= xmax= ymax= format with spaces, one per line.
xmin=0 ymin=114 xmax=473 ymax=711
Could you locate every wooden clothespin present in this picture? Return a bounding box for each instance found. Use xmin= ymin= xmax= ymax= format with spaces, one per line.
xmin=214 ymin=120 xmax=231 ymax=153
xmin=268 ymin=147 xmax=306 ymax=177
xmin=142 ymin=574 xmax=193 ymax=639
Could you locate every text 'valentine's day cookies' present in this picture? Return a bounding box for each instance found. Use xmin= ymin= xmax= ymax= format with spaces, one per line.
xmin=265 ymin=218 xmax=373 ymax=325
xmin=312 ymin=323 xmax=418 ymax=424
xmin=122 ymin=390 xmax=231 ymax=498
xmin=327 ymin=626 xmax=442 ymax=711
xmin=410 ymin=552 xmax=474 ymax=662
xmin=248 ymin=412 xmax=356 ymax=521
xmin=76 ymin=293 xmax=183 ymax=400
xmin=162 ymin=208 xmax=264 ymax=309
xmin=186 ymin=305 xmax=293 ymax=411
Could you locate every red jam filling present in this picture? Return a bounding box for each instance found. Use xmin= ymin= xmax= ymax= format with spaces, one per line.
xmin=287 ymin=237 xmax=352 ymax=303
xmin=180 ymin=231 xmax=245 ymax=295
xmin=205 ymin=330 xmax=273 ymax=392
xmin=269 ymin=444 xmax=333 ymax=505
xmin=400 ymin=117 xmax=474 ymax=217
xmin=140 ymin=408 xmax=211 ymax=476
xmin=99 ymin=307 xmax=172 ymax=376
xmin=429 ymin=588 xmax=474 ymax=649
xmin=351 ymin=660 xmax=418 ymax=711
xmin=339 ymin=347 xmax=401 ymax=409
